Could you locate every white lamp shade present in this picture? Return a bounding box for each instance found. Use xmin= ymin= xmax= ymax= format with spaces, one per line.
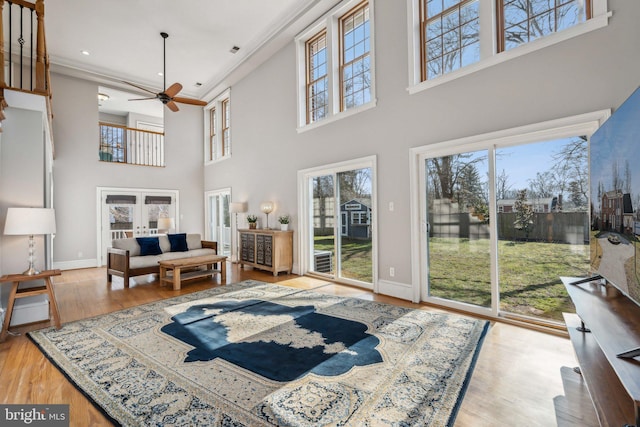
xmin=260 ymin=201 xmax=274 ymax=214
xmin=4 ymin=208 xmax=56 ymax=235
xmin=157 ymin=217 xmax=175 ymax=230
xmin=229 ymin=202 xmax=247 ymax=214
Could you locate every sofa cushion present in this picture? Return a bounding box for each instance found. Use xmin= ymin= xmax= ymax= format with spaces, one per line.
xmin=136 ymin=237 xmax=162 ymax=256
xmin=186 ymin=234 xmax=202 ymax=249
xmin=112 ymin=237 xmax=141 ymax=256
xmin=168 ymin=233 xmax=189 ymax=252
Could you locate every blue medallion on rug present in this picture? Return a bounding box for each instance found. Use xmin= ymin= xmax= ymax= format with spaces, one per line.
xmin=161 ymin=299 xmax=382 ymax=381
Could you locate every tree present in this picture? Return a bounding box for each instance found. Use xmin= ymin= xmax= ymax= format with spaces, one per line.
xmin=551 ymin=136 xmax=588 ymax=210
xmin=495 ymin=169 xmax=513 ymax=200
xmin=513 ymin=189 xmax=534 ymax=241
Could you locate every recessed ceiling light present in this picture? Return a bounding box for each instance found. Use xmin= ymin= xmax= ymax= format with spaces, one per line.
xmin=81 ymin=50 xmax=90 ymax=56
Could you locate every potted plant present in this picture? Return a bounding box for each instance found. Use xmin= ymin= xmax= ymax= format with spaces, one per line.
xmin=278 ymin=215 xmax=290 ymax=231
xmin=246 ymin=214 xmax=258 ymax=229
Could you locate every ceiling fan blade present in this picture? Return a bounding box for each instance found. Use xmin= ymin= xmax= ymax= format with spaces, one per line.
xmin=173 ymin=96 xmax=207 ymax=106
xmin=164 ymin=82 xmax=182 ymax=98
xmin=166 ymin=100 xmax=180 ymax=112
xmin=122 ymin=80 xmax=157 ymax=95
xmin=128 ymin=96 xmax=158 ymax=101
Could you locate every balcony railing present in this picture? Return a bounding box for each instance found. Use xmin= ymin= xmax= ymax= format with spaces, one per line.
xmin=0 ymin=0 xmax=51 ymax=126
xmin=99 ymin=122 xmax=165 ymax=167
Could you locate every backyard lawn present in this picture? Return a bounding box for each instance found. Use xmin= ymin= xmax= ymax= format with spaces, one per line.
xmin=314 ymin=236 xmax=589 ymax=322
xmin=429 ymin=238 xmax=589 ymax=322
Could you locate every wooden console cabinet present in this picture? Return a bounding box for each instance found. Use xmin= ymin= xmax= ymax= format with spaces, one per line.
xmin=239 ymin=229 xmax=293 ymax=276
xmin=561 ymin=277 xmax=640 ymax=427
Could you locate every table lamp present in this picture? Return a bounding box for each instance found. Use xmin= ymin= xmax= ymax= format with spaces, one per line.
xmin=4 ymin=207 xmax=56 ymax=275
xmin=157 ymin=217 xmax=175 ymax=234
xmin=260 ymin=201 xmax=274 ymax=229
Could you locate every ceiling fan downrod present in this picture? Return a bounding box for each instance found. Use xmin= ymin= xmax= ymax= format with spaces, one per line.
xmin=160 ymin=32 xmax=168 ymax=92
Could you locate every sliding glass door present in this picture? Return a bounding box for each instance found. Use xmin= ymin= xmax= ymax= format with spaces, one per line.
xmin=300 ymin=157 xmax=376 ymax=288
xmin=425 ymin=150 xmax=492 ymax=310
xmin=417 ymin=121 xmax=596 ymax=324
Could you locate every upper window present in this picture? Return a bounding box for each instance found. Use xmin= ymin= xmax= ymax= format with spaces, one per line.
xmin=204 ymin=89 xmax=231 ymax=163
xmin=422 ymin=0 xmax=480 ymax=81
xmin=297 ymin=0 xmax=376 ymax=130
xmin=498 ymin=0 xmax=589 ymax=52
xmin=410 ymin=0 xmax=609 ymax=91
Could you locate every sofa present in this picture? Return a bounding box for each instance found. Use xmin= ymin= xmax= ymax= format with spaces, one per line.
xmin=107 ymin=233 xmax=218 ymax=286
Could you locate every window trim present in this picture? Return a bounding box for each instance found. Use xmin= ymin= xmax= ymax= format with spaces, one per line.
xmin=204 ymin=88 xmax=231 ymax=165
xmin=296 ymin=0 xmax=377 ymax=132
xmin=406 ymin=0 xmax=611 ymax=95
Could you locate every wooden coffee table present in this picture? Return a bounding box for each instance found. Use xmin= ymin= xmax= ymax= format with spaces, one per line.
xmin=159 ymin=255 xmax=227 ymax=290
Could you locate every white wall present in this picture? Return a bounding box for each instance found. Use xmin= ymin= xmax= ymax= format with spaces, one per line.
xmin=50 ymin=73 xmax=205 ymax=268
xmin=203 ymin=0 xmax=640 ymax=290
xmin=0 ymin=107 xmax=46 ymax=308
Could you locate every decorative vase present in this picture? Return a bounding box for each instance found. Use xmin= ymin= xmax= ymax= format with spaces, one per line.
xmin=249 ymin=222 xmax=257 ymax=229
xmin=280 ymin=224 xmax=289 ymax=231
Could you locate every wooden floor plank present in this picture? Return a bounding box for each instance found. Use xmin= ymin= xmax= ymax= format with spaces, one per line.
xmin=0 ymin=264 xmax=599 ymax=426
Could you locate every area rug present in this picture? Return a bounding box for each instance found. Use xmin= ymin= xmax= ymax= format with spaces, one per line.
xmin=28 ymin=280 xmax=489 ymax=426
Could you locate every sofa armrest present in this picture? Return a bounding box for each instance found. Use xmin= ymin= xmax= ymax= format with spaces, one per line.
xmin=201 ymin=240 xmax=218 ymax=253
xmin=107 ymin=247 xmax=130 ymax=282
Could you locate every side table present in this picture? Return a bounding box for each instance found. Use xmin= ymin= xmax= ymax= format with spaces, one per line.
xmin=0 ymin=269 xmax=62 ymax=342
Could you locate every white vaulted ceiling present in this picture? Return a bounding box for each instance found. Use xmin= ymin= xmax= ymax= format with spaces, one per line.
xmin=45 ymin=0 xmax=329 ymax=102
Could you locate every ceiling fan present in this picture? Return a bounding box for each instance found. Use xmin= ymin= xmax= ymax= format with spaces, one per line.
xmin=124 ymin=32 xmax=207 ymax=112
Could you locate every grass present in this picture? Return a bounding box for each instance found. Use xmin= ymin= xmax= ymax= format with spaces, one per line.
xmin=314 ymin=236 xmax=372 ymax=283
xmin=430 ymin=238 xmax=588 ymax=321
xmin=313 ymin=235 xmax=588 ymax=322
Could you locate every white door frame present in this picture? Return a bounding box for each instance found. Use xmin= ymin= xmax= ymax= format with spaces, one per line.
xmin=204 ymin=188 xmax=232 ymax=258
xmin=297 ymin=155 xmax=378 ymax=291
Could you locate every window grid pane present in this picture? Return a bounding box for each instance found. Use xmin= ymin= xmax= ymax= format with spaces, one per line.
xmin=501 ymin=0 xmax=587 ymax=52
xmin=306 ymin=32 xmax=328 ymax=124
xmin=340 ymin=2 xmax=371 ymax=111
xmin=221 ymin=98 xmax=230 ymax=157
xmin=209 ymin=107 xmax=216 ymax=161
xmin=422 ymin=0 xmax=479 ymax=81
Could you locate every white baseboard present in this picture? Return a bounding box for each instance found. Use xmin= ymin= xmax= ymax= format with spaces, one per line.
xmin=53 ymin=258 xmax=99 ymax=271
xmin=377 ymin=279 xmax=416 ymax=302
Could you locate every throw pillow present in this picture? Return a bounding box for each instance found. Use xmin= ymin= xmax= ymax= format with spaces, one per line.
xmin=168 ymin=233 xmax=189 ymax=252
xmin=136 ymin=237 xmax=163 ymax=256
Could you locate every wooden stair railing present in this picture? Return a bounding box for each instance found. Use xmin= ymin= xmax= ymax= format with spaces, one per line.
xmin=0 ymin=0 xmax=52 ymax=131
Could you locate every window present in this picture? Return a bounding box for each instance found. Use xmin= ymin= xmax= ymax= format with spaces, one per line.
xmin=498 ymin=0 xmax=589 ymax=52
xmin=421 ymin=0 xmax=480 ymax=80
xmin=204 ymin=89 xmax=231 ymax=163
xmin=306 ymin=32 xmax=328 ymax=124
xmin=351 ymin=211 xmax=370 ymax=225
xmin=208 ymin=107 xmax=216 ymax=162
xmin=340 ymin=3 xmax=371 ymax=110
xmin=297 ymin=0 xmax=376 ymax=130
xmin=409 ymin=0 xmax=609 ymax=91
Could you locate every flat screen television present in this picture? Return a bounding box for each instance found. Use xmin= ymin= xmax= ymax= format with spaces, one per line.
xmin=586 ymin=86 xmax=640 ymax=357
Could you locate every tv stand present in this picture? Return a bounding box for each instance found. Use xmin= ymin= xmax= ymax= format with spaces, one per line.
xmin=561 ymin=277 xmax=640 ymax=427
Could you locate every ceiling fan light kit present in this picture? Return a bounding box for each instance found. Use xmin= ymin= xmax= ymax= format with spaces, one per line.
xmin=124 ymin=32 xmax=207 ymax=112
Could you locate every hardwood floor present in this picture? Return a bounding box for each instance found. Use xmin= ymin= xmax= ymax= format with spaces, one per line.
xmin=0 ymin=264 xmax=599 ymax=426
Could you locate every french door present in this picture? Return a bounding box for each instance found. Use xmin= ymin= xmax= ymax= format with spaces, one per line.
xmin=205 ymin=189 xmax=231 ymax=258
xmin=298 ymin=156 xmax=377 ymax=289
xmin=98 ymin=188 xmax=178 ymax=265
